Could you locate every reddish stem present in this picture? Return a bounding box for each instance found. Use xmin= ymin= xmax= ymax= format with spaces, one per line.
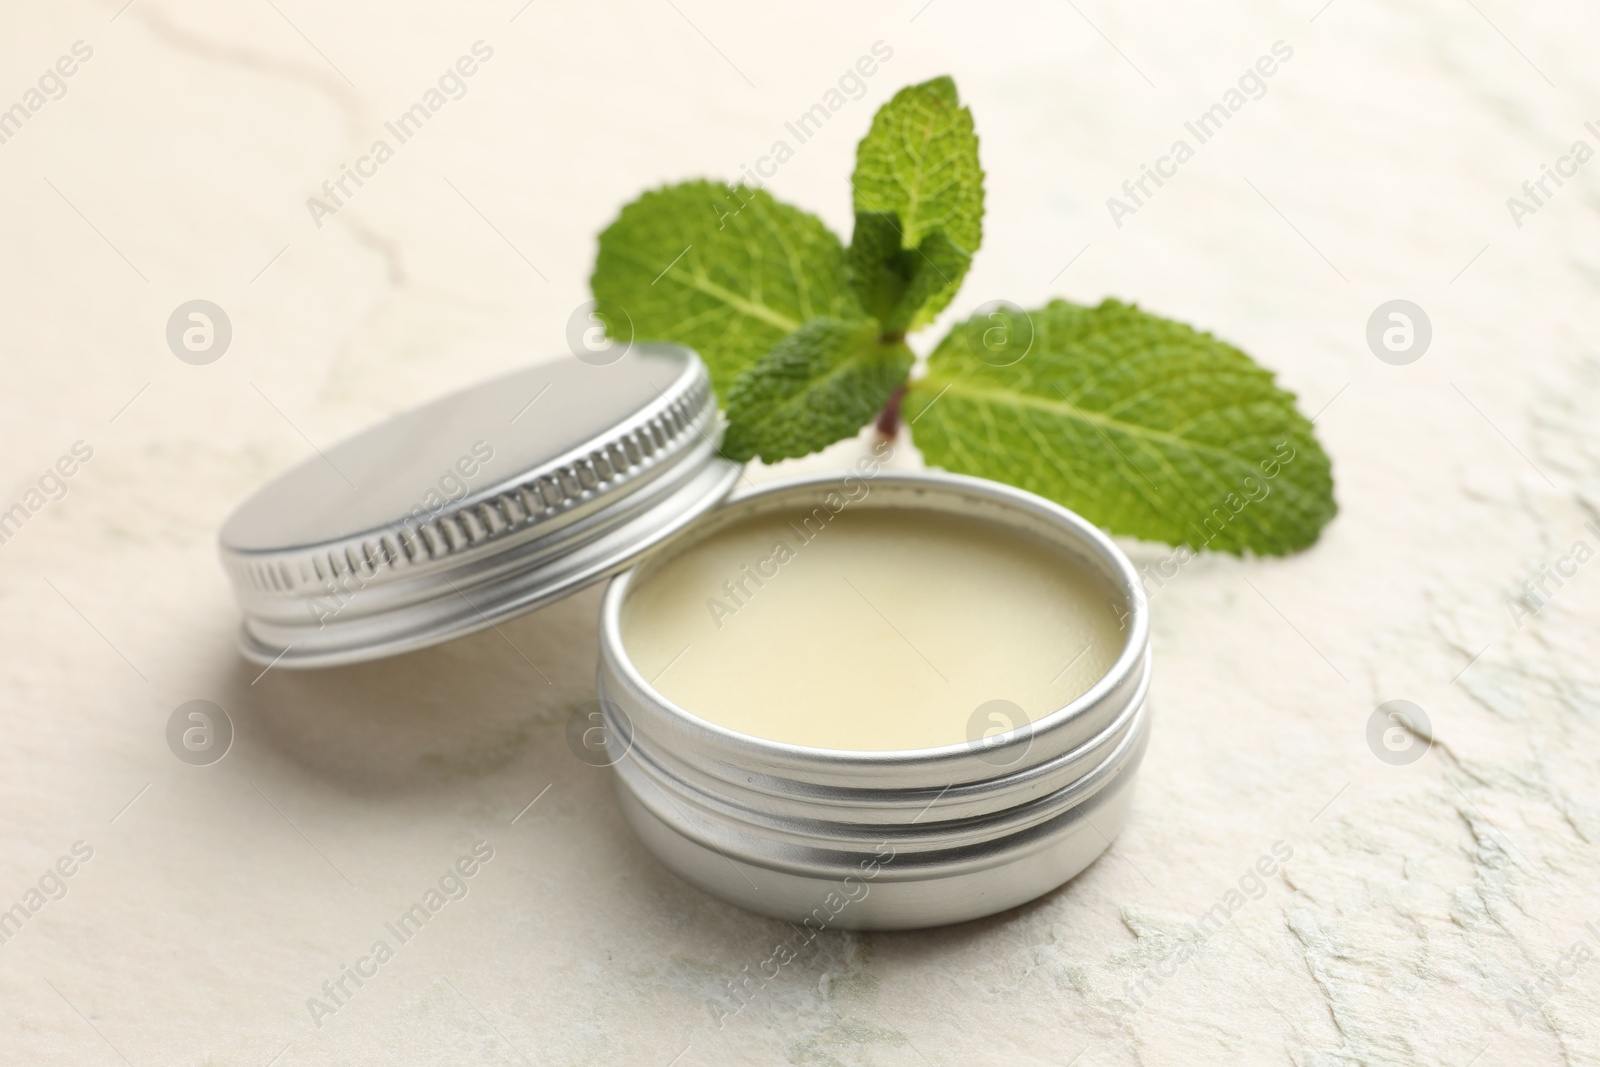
xmin=875 ymin=384 xmax=907 ymax=438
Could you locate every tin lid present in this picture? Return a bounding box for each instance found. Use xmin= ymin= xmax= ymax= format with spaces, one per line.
xmin=218 ymin=343 xmax=740 ymax=668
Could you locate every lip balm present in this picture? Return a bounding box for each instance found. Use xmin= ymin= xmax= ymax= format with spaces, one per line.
xmin=621 ymin=507 xmax=1124 ymax=751
xmin=598 ymin=471 xmax=1152 ymax=929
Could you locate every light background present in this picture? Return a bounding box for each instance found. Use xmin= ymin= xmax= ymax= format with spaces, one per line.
xmin=2 ymin=0 xmax=1598 ymax=1064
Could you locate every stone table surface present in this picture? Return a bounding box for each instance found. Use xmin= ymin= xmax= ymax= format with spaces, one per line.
xmin=3 ymin=1 xmax=1598 ymax=1064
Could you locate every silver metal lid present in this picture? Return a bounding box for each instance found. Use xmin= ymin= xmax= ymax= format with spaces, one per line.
xmin=219 ymin=343 xmax=740 ymax=668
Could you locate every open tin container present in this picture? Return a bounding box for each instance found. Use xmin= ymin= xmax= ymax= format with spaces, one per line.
xmin=220 ymin=344 xmax=1151 ymax=929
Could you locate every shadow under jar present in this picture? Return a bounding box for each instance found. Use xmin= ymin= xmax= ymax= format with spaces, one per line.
xmin=597 ymin=471 xmax=1151 ymax=930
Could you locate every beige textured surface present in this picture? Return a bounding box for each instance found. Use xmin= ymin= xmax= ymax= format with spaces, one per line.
xmin=2 ymin=1 xmax=1598 ymax=1064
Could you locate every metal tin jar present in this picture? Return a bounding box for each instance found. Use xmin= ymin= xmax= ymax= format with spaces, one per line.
xmin=217 ymin=346 xmax=1152 ymax=929
xmin=596 ymin=471 xmax=1151 ymax=930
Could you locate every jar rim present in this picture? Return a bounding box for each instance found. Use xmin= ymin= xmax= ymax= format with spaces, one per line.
xmin=598 ymin=468 xmax=1151 ymax=770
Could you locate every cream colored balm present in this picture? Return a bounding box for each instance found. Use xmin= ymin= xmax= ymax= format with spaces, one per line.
xmin=621 ymin=505 xmax=1126 ymax=751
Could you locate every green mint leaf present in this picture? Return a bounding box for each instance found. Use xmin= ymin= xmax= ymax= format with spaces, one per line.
xmin=722 ymin=318 xmax=913 ymax=463
xmin=591 ymin=180 xmax=859 ymax=396
xmin=906 ymin=299 xmax=1336 ymax=555
xmin=852 ymin=76 xmax=983 ymax=251
xmin=849 ymin=76 xmax=984 ymax=327
xmin=847 ymin=214 xmax=972 ymax=333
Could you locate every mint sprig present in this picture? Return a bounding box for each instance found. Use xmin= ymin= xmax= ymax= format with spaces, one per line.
xmin=589 ymin=77 xmax=1337 ymax=555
